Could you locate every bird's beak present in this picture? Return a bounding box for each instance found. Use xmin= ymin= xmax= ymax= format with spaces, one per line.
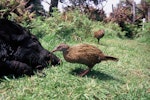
xmin=51 ymin=48 xmax=58 ymax=53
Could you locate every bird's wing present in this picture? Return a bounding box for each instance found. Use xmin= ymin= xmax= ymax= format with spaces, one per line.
xmin=65 ymin=44 xmax=102 ymax=64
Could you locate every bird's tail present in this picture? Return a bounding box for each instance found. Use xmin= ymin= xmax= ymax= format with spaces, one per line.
xmin=102 ymin=56 xmax=119 ymax=61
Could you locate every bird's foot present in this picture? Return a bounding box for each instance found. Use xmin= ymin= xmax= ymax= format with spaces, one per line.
xmin=78 ymin=69 xmax=90 ymax=77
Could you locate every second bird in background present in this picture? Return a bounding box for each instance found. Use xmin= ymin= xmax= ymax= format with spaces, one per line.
xmin=94 ymin=29 xmax=105 ymax=44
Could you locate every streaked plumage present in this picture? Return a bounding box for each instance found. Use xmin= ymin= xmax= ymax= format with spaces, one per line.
xmin=52 ymin=43 xmax=118 ymax=77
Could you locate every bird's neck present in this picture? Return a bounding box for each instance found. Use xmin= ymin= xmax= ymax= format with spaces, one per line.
xmin=62 ymin=48 xmax=70 ymax=57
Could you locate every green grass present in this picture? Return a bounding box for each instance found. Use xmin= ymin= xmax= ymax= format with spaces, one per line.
xmin=0 ymin=35 xmax=150 ymax=100
xmin=1 ymin=10 xmax=150 ymax=99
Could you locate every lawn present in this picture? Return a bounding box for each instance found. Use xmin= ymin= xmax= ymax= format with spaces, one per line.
xmin=0 ymin=34 xmax=150 ymax=100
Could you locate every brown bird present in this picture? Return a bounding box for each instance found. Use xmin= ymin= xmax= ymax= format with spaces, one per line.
xmin=94 ymin=29 xmax=105 ymax=44
xmin=52 ymin=43 xmax=118 ymax=77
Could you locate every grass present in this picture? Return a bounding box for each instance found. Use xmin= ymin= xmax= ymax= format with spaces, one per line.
xmin=1 ymin=10 xmax=150 ymax=99
xmin=0 ymin=34 xmax=150 ymax=100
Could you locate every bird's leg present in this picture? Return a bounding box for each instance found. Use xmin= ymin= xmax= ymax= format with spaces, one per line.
xmin=79 ymin=67 xmax=92 ymax=77
xmin=98 ymin=39 xmax=100 ymax=44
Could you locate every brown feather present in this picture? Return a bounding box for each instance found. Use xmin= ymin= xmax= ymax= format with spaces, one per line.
xmin=52 ymin=43 xmax=118 ymax=76
xmin=94 ymin=29 xmax=105 ymax=44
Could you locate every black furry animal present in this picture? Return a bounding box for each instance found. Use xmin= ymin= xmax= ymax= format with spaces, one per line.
xmin=0 ymin=19 xmax=61 ymax=77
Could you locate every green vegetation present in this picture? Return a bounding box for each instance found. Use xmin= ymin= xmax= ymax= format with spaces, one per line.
xmin=0 ymin=10 xmax=150 ymax=100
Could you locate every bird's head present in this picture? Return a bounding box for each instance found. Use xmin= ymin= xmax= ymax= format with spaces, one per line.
xmin=52 ymin=43 xmax=69 ymax=52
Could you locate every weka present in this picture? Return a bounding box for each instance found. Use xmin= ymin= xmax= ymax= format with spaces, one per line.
xmin=52 ymin=43 xmax=118 ymax=77
xmin=94 ymin=29 xmax=105 ymax=44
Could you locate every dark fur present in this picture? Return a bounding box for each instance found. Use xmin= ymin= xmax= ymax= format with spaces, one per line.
xmin=0 ymin=19 xmax=60 ymax=77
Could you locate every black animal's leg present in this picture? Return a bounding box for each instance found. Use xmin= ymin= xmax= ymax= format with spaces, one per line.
xmin=5 ymin=60 xmax=34 ymax=76
xmin=0 ymin=61 xmax=11 ymax=76
xmin=49 ymin=53 xmax=61 ymax=66
xmin=35 ymin=65 xmax=46 ymax=77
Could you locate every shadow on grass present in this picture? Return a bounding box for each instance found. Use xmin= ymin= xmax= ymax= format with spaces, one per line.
xmin=70 ymin=68 xmax=124 ymax=83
